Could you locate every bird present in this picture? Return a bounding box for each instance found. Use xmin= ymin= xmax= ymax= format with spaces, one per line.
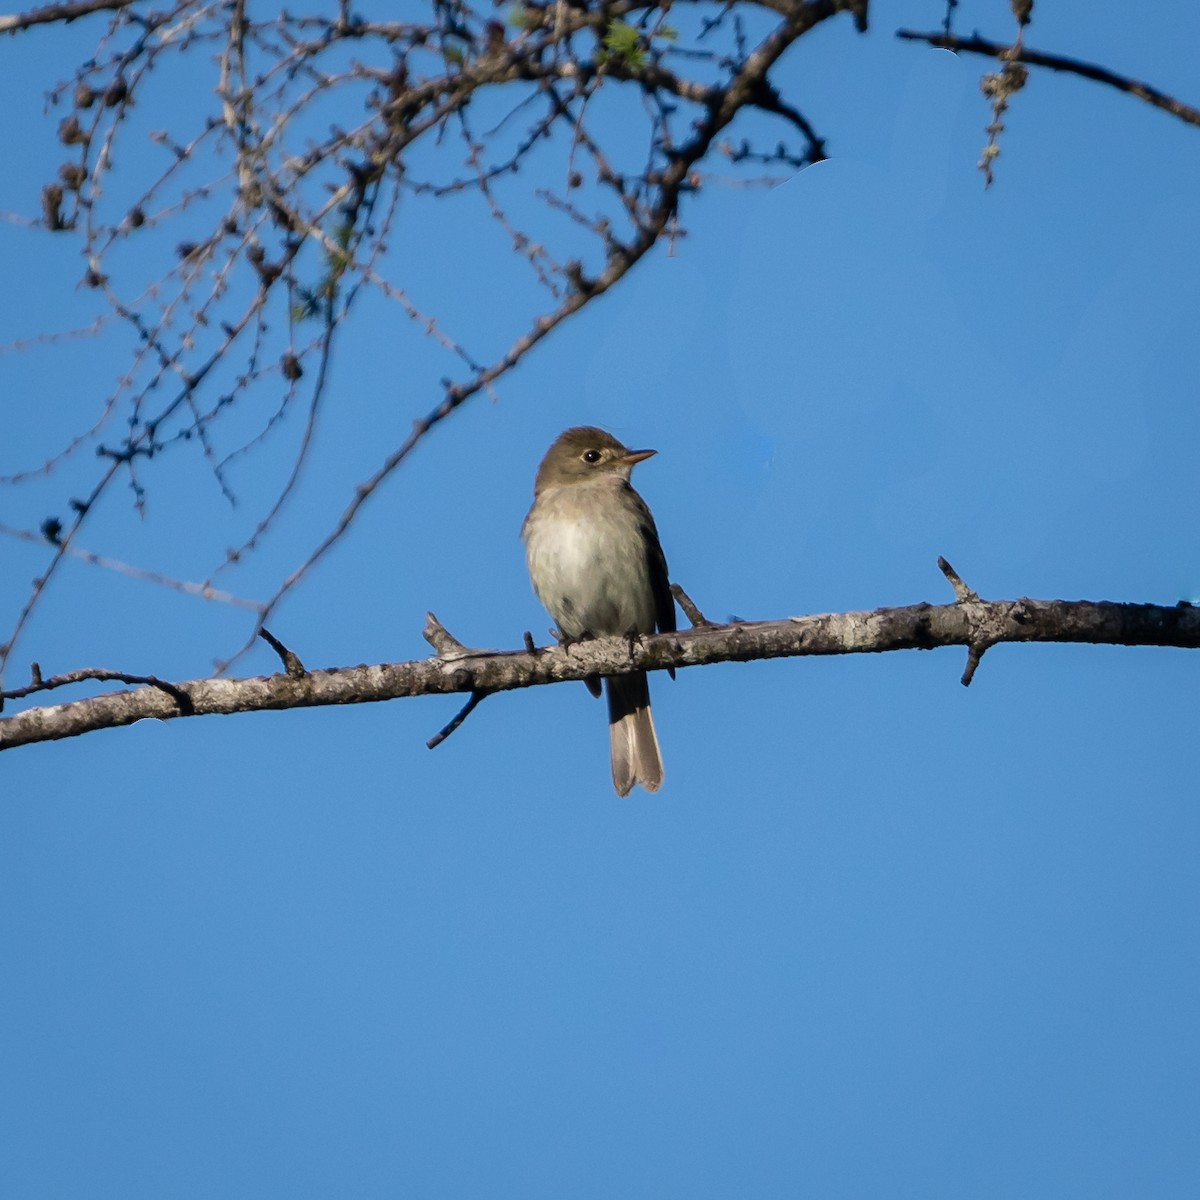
xmin=522 ymin=426 xmax=676 ymax=797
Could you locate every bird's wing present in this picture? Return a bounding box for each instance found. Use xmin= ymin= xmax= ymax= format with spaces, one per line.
xmin=629 ymin=486 xmax=675 ymax=636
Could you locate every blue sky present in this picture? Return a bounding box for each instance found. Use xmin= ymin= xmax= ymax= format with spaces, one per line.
xmin=2 ymin=3 xmax=1200 ymax=1196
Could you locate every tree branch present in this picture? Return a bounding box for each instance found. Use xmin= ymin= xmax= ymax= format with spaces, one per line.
xmin=213 ymin=2 xmax=846 ymax=667
xmin=0 ymin=0 xmax=135 ymax=35
xmin=897 ymin=29 xmax=1200 ymax=129
xmin=3 ymin=581 xmax=1198 ymax=752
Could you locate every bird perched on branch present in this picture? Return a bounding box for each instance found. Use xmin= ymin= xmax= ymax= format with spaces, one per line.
xmin=522 ymin=426 xmax=676 ymax=797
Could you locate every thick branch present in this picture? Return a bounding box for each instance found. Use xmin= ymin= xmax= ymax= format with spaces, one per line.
xmin=3 ymin=593 xmax=1198 ymax=752
xmin=897 ymin=29 xmax=1200 ymax=129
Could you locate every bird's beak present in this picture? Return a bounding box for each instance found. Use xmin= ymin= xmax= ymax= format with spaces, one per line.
xmin=619 ymin=448 xmax=657 ymax=466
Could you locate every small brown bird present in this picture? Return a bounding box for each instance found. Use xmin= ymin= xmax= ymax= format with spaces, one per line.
xmin=522 ymin=427 xmax=676 ymax=796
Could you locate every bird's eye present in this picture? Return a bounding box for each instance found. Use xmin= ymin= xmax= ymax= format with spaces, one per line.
xmin=582 ymin=449 xmax=601 ymax=464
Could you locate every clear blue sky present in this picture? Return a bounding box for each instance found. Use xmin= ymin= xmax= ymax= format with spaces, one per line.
xmin=3 ymin=3 xmax=1200 ymax=1196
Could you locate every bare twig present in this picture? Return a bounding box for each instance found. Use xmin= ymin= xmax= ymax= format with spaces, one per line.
xmin=671 ymin=583 xmax=712 ymax=629
xmin=0 ymin=523 xmax=260 ymax=610
xmin=938 ymin=557 xmax=990 ymax=685
xmin=0 ymin=663 xmax=193 ymax=713
xmin=937 ymin=557 xmax=978 ymax=604
xmin=258 ymin=627 xmax=306 ymax=678
xmin=426 ymin=689 xmax=489 ymax=749
xmin=0 ymin=0 xmax=137 ymax=35
xmin=423 ymin=612 xmax=471 ymax=658
xmin=961 ymin=644 xmax=986 ymax=688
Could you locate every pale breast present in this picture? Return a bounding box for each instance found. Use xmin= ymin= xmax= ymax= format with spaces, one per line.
xmin=523 ymin=480 xmax=657 ymax=639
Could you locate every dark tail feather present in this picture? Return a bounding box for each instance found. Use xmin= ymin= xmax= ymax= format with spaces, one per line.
xmin=605 ymin=671 xmax=663 ymax=797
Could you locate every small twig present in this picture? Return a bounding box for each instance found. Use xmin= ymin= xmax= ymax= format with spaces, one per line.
xmin=746 ymin=81 xmax=827 ymax=162
xmin=961 ymin=645 xmax=986 ymax=688
xmin=426 ymin=689 xmax=489 ymax=749
xmin=938 ymin=556 xmax=979 ymax=604
xmin=423 ymin=611 xmax=469 ymax=657
xmin=0 ymin=664 xmax=194 ymax=713
xmin=0 ymin=0 xmax=135 ymax=35
xmin=258 ymin=626 xmax=306 ymax=677
xmin=938 ymin=557 xmax=987 ymax=685
xmin=671 ymin=582 xmax=712 ymax=628
xmin=523 ymin=630 xmax=537 ymax=653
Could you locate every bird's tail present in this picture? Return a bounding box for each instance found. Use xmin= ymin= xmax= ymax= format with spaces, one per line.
xmin=605 ymin=671 xmax=663 ymax=797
